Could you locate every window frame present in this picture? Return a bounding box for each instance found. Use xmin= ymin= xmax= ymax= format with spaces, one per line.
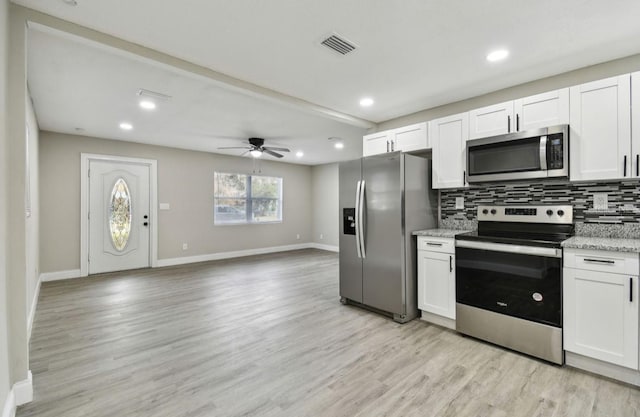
xmin=214 ymin=172 xmax=283 ymax=225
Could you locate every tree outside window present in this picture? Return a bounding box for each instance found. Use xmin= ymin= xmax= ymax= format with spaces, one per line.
xmin=214 ymin=172 xmax=282 ymax=224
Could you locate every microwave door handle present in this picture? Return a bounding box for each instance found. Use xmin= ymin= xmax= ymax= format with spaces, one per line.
xmin=539 ymin=135 xmax=548 ymax=170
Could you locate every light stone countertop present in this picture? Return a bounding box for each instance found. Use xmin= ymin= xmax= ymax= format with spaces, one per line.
xmin=412 ymin=229 xmax=472 ymax=238
xmin=561 ymin=236 xmax=640 ymax=253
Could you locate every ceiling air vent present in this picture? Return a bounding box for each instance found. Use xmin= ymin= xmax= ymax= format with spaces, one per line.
xmin=320 ymin=34 xmax=357 ymax=56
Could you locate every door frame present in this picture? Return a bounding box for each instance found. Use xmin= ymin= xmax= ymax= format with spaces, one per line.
xmin=80 ymin=153 xmax=159 ymax=277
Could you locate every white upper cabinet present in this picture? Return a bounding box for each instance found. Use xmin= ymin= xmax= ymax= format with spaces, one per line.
xmin=469 ymin=101 xmax=513 ymax=140
xmin=632 ymin=71 xmax=640 ymax=178
xmin=363 ymin=131 xmax=391 ymax=157
xmin=393 ymin=122 xmax=428 ymax=153
xmin=570 ymin=75 xmax=631 ymax=181
xmin=362 ymin=122 xmax=428 ymax=157
xmin=513 ymin=89 xmax=569 ymax=131
xmin=431 ymin=112 xmax=469 ymax=189
xmin=469 ymin=89 xmax=569 ymax=140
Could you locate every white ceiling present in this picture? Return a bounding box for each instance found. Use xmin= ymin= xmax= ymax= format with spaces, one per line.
xmin=27 ymin=27 xmax=367 ymax=165
xmin=17 ymin=0 xmax=640 ymax=164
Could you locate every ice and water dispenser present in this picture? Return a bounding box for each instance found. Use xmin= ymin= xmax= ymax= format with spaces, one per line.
xmin=343 ymin=208 xmax=356 ymax=235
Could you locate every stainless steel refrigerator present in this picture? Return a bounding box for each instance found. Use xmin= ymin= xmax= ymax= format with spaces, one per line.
xmin=339 ymin=152 xmax=437 ymax=323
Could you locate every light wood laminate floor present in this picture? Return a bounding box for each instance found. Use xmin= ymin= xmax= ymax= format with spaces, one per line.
xmin=19 ymin=249 xmax=640 ymax=417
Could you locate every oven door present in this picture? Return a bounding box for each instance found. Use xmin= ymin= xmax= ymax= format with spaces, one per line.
xmin=455 ymin=240 xmax=562 ymax=327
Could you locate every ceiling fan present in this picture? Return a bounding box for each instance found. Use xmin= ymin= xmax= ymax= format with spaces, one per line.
xmin=218 ymin=137 xmax=290 ymax=158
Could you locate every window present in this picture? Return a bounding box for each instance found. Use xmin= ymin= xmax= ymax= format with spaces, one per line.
xmin=214 ymin=172 xmax=283 ymax=224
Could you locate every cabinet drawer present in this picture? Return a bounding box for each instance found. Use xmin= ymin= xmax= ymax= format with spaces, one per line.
xmin=564 ymin=248 xmax=639 ymax=275
xmin=418 ymin=236 xmax=454 ymax=254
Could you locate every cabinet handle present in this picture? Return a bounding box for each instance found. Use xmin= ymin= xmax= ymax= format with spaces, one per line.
xmin=507 ymin=115 xmax=511 ymax=132
xmin=624 ymin=155 xmax=628 ymax=177
xmin=426 ymin=242 xmax=443 ymax=247
xmin=463 ymin=170 xmax=466 ymax=185
xmin=636 ymin=155 xmax=639 ymax=177
xmin=583 ymin=258 xmax=615 ymax=264
xmin=516 ymin=114 xmax=520 ymax=131
xmin=386 ymin=141 xmax=389 ymax=153
xmin=391 ymin=140 xmax=395 ymax=152
xmin=630 ymin=277 xmax=633 ymax=303
xmin=449 ymin=255 xmax=453 ymax=273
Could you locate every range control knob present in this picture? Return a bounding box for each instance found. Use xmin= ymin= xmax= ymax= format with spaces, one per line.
xmin=490 ymin=209 xmax=497 ymax=215
xmin=546 ymin=209 xmax=554 ymax=216
xmin=482 ymin=209 xmax=489 ymax=215
xmin=557 ymin=209 xmax=565 ymax=217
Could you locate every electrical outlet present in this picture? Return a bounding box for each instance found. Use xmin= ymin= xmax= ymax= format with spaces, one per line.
xmin=182 ymin=243 xmax=188 ymax=250
xmin=455 ymin=197 xmax=464 ymax=210
xmin=593 ymin=193 xmax=608 ymax=211
xmin=320 ymin=233 xmax=324 ymax=240
xmin=296 ymin=234 xmax=300 ymax=240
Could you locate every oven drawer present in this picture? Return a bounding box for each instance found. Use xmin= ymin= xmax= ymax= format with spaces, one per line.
xmin=418 ymin=236 xmax=454 ymax=254
xmin=564 ymin=249 xmax=639 ymax=275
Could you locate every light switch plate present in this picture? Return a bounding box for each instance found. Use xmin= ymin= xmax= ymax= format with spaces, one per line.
xmin=593 ymin=193 xmax=608 ymax=211
xmin=455 ymin=197 xmax=464 ymax=210
xmin=159 ymin=203 xmax=171 ymax=210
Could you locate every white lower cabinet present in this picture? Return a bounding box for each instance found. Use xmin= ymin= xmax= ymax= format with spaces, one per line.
xmin=418 ymin=237 xmax=456 ymax=321
xmin=563 ymin=249 xmax=639 ymax=369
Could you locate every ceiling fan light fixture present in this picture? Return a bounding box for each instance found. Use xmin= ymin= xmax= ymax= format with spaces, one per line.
xmin=250 ymin=149 xmax=263 ymax=158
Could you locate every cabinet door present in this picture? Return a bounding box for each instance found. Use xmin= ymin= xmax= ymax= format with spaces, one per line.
xmin=431 ymin=112 xmax=468 ymax=189
xmin=468 ymin=101 xmax=514 ymax=139
xmin=514 ymin=89 xmax=569 ymax=131
xmin=392 ymin=122 xmax=428 ymax=152
xmin=363 ymin=131 xmax=391 ymax=156
xmin=563 ymin=268 xmax=638 ymax=369
xmin=632 ymin=72 xmax=640 ymax=178
xmin=418 ymin=251 xmax=456 ymax=319
xmin=569 ymin=75 xmax=631 ymax=181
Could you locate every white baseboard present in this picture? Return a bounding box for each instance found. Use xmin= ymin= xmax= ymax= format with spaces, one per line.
xmin=566 ymin=352 xmax=640 ymax=386
xmin=13 ymin=371 xmax=32 ymax=406
xmin=157 ymin=243 xmax=318 ymax=267
xmin=40 ymin=269 xmax=81 ymax=282
xmin=308 ymin=243 xmax=339 ymax=252
xmin=40 ymin=244 xmax=339 ymax=280
xmin=27 ymin=277 xmax=41 ymax=341
xmin=2 ymin=389 xmax=15 ymax=417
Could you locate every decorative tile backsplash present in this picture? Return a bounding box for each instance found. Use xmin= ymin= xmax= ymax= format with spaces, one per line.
xmin=440 ymin=180 xmax=640 ymax=224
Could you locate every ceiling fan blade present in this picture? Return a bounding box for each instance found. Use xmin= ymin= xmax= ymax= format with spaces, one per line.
xmin=263 ymin=149 xmax=284 ymax=158
xmin=263 ymin=146 xmax=290 ymax=152
xmin=217 ymin=146 xmax=252 ymax=150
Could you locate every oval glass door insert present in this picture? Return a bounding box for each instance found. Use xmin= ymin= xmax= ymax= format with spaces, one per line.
xmin=109 ymin=178 xmax=132 ymax=251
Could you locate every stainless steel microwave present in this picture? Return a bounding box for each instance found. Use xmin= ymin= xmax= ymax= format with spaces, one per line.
xmin=466 ymin=124 xmax=568 ymax=183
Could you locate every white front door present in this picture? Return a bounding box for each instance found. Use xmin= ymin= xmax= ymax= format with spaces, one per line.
xmin=89 ymin=160 xmax=150 ymax=274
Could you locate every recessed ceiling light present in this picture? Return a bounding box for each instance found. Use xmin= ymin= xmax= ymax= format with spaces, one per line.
xmin=359 ymin=97 xmax=374 ymax=107
xmin=334 ymin=142 xmax=344 ymax=149
xmin=296 ymin=151 xmax=304 ymax=158
xmin=486 ymin=49 xmax=509 ymax=62
xmin=119 ymin=122 xmax=133 ymax=131
xmin=249 ymin=149 xmax=262 ymax=158
xmin=139 ymin=100 xmax=156 ymax=110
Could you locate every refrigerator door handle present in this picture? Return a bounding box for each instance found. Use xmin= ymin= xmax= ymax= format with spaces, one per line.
xmin=354 ymin=180 xmax=362 ymax=258
xmin=359 ymin=180 xmax=366 ymax=258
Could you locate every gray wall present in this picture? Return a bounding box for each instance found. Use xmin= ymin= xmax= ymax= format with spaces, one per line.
xmin=39 ymin=131 xmax=313 ymax=273
xmin=0 ymin=0 xmax=12 ymax=405
xmin=25 ymin=92 xmax=39 ymax=333
xmin=377 ymin=53 xmax=640 ymax=131
xmin=311 ymin=163 xmax=339 ymax=248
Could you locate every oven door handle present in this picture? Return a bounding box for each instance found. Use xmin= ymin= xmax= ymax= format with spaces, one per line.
xmin=455 ymin=240 xmax=562 ymax=258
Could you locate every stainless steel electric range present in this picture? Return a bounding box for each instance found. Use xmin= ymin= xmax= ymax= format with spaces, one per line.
xmin=454 ymin=205 xmax=574 ymax=365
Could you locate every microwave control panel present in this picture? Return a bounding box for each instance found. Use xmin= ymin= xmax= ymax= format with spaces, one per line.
xmin=547 ymin=133 xmax=564 ymax=169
